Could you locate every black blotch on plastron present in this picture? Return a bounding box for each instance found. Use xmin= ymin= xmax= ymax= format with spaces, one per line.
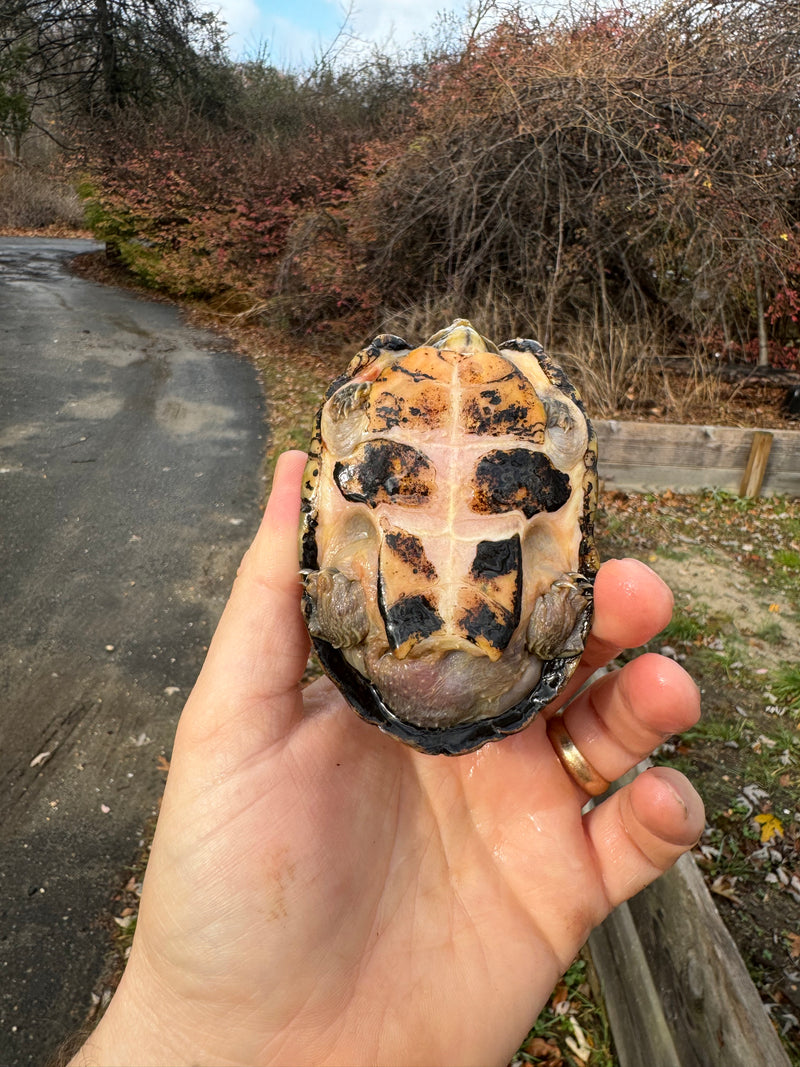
xmin=334 ymin=441 xmax=433 ymax=507
xmin=470 ymin=534 xmax=521 ymax=579
xmin=471 ymin=449 xmax=571 ymax=518
xmin=394 ymin=361 xmax=438 ymax=383
xmin=457 ymin=599 xmax=517 ymax=652
xmin=383 ymin=528 xmax=437 ymax=579
xmin=379 ymin=593 xmax=444 ymax=651
xmin=460 ymin=361 xmax=545 ymax=440
xmin=462 ymin=398 xmax=539 ymax=438
xmin=372 ymin=392 xmax=404 ymax=430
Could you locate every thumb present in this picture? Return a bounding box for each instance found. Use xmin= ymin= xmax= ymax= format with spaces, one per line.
xmin=179 ymin=450 xmax=311 ymax=751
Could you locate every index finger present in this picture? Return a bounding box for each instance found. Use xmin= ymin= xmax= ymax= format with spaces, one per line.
xmin=544 ymin=557 xmax=674 ymax=716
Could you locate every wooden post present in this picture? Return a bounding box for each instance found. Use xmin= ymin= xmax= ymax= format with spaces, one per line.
xmin=739 ymin=430 xmax=774 ymax=498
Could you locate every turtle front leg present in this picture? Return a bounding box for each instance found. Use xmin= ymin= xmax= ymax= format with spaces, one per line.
xmin=302 ymin=568 xmax=369 ymax=649
xmin=526 ymin=574 xmax=593 ymax=662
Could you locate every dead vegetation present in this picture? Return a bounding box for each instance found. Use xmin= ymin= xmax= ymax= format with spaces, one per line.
xmin=0 ymin=162 xmax=84 ymax=231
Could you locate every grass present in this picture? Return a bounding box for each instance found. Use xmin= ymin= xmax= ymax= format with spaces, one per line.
xmin=774 ymin=548 xmax=800 ymax=570
xmin=513 ymin=957 xmax=616 ymax=1067
xmin=659 ymin=606 xmax=706 ymax=645
xmin=772 ymin=665 xmax=800 ymax=711
xmin=0 ymin=165 xmax=86 ymax=232
xmin=684 ymin=716 xmax=748 ymax=746
xmin=755 ymin=620 xmax=785 ymax=643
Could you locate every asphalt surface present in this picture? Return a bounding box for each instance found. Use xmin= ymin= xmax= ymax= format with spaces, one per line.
xmin=0 ymin=237 xmax=267 ymax=1066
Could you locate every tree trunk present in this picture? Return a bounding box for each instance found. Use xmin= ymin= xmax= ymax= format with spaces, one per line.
xmin=94 ymin=0 xmax=123 ymax=112
xmin=753 ymin=264 xmax=769 ymax=367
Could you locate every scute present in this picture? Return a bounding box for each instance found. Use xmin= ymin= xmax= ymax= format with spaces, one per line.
xmin=300 ymin=319 xmax=598 ymax=755
xmin=471 ymin=448 xmax=572 ymax=518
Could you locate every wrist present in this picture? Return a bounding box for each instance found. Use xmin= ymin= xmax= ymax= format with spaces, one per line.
xmin=67 ymin=963 xmax=199 ymax=1067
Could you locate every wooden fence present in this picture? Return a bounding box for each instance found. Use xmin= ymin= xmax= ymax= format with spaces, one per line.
xmin=594 ymin=421 xmax=800 ymax=497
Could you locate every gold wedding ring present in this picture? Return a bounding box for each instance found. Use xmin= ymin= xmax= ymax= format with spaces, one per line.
xmin=546 ymin=715 xmax=610 ymax=797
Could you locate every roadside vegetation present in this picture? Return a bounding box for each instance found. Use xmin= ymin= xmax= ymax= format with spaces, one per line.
xmin=4 ymin=0 xmax=800 ymax=396
xmin=4 ymin=1 xmax=800 ymax=1063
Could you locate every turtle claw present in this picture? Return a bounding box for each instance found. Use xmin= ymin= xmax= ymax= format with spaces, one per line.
xmin=302 ymin=568 xmax=369 ymax=649
xmin=526 ymin=573 xmax=593 ymax=661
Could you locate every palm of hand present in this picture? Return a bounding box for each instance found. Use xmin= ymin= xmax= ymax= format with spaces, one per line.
xmin=139 ymin=677 xmax=603 ymax=1067
xmin=87 ymin=452 xmax=702 ymax=1067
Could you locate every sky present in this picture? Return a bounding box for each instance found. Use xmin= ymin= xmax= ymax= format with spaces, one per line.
xmin=200 ymin=0 xmax=472 ymax=67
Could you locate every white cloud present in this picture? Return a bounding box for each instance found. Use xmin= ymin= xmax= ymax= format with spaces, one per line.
xmin=201 ymin=0 xmax=471 ymax=65
xmin=199 ymin=1 xmax=324 ymax=63
xmin=347 ymin=0 xmax=468 ymax=49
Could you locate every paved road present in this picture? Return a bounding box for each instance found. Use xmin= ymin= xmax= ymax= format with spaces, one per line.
xmin=0 ymin=237 xmax=267 ymax=1065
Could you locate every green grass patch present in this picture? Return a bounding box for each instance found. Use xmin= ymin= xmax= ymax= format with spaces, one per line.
xmin=772 ymin=665 xmax=800 ymax=711
xmin=774 ymin=548 xmax=800 ymax=570
xmin=516 ymin=957 xmax=616 ymax=1066
xmin=659 ymin=606 xmax=705 ymax=645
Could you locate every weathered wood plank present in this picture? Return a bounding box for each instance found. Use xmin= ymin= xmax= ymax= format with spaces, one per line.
xmin=740 ymin=430 xmax=774 ymax=497
xmin=617 ymin=852 xmax=790 ymax=1067
xmin=588 ymin=900 xmax=684 ymax=1067
xmin=594 ymin=420 xmax=800 ymax=496
xmin=587 ymin=765 xmax=791 ymax=1067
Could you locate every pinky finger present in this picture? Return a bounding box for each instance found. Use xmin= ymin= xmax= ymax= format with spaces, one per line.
xmin=583 ymin=766 xmax=705 ymax=909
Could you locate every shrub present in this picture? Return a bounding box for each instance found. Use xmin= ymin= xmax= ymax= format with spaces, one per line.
xmin=0 ymin=164 xmax=84 ymax=229
xmin=338 ymin=2 xmax=800 ymax=368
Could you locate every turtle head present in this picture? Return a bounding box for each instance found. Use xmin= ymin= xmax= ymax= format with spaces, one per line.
xmin=425 ymin=319 xmax=499 ymax=355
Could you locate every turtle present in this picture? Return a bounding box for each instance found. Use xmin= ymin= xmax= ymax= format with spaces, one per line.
xmin=299 ymin=319 xmax=599 ymax=756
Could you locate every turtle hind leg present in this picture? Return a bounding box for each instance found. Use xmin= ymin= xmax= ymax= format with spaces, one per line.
xmin=302 ymin=569 xmax=369 ymax=649
xmin=526 ymin=574 xmax=593 ymax=661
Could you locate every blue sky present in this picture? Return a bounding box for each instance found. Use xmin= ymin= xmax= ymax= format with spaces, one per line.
xmin=201 ymin=0 xmax=471 ymax=66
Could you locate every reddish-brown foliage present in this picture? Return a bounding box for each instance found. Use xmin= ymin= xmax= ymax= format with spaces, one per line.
xmin=80 ymin=1 xmax=800 ymax=372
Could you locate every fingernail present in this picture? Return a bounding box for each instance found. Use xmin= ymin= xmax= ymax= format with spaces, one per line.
xmin=650 ymin=766 xmax=689 ymax=819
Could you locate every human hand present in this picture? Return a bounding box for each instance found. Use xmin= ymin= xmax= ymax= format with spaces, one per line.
xmin=72 ymin=450 xmax=703 ymax=1067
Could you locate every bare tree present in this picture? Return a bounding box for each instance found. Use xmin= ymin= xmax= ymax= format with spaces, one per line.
xmin=0 ymin=0 xmax=228 ymax=139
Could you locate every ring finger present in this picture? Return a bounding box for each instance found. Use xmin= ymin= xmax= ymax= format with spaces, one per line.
xmin=551 ymin=652 xmax=700 ymax=794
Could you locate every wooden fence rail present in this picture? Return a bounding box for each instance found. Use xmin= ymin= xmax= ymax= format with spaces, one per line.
xmin=594 ymin=421 xmax=800 ymax=497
